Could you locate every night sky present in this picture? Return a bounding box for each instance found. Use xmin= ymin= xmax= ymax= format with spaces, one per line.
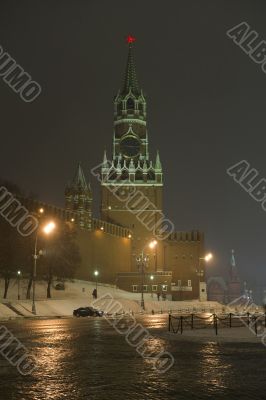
xmin=1 ymin=1 xmax=266 ymax=290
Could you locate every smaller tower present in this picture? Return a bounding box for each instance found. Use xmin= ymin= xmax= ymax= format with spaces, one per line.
xmin=227 ymin=249 xmax=241 ymax=303
xmin=229 ymin=249 xmax=239 ymax=282
xmin=65 ymin=163 xmax=93 ymax=230
xmin=155 ymin=150 xmax=163 ymax=184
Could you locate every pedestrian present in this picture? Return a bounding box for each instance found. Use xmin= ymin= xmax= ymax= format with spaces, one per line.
xmin=157 ymin=292 xmax=160 ymax=301
xmin=92 ymin=288 xmax=97 ymax=299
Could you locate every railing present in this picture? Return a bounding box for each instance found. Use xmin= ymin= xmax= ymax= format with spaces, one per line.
xmin=168 ymin=312 xmax=266 ymax=336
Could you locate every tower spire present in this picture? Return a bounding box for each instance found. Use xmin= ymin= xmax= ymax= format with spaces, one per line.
xmin=230 ymin=249 xmax=239 ymax=282
xmin=231 ymin=249 xmax=236 ymax=267
xmin=65 ymin=162 xmax=93 ymax=230
xmin=122 ymin=35 xmax=140 ymax=95
xmin=155 ymin=150 xmax=162 ymax=171
xmin=102 ymin=150 xmax=108 ymax=167
xmin=73 ymin=162 xmax=88 ymax=190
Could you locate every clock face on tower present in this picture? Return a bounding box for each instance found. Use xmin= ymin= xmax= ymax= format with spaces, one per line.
xmin=120 ymin=135 xmax=140 ymax=158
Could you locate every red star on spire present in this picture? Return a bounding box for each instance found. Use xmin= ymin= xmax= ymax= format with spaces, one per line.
xmin=126 ymin=35 xmax=136 ymax=44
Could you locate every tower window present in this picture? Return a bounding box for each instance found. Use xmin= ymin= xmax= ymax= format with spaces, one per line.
xmin=127 ymin=98 xmax=135 ymax=110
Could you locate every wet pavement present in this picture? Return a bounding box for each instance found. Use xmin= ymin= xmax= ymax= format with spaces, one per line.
xmin=0 ymin=316 xmax=265 ymax=399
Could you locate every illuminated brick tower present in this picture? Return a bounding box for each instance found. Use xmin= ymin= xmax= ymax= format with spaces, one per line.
xmin=100 ymin=36 xmax=163 ymax=263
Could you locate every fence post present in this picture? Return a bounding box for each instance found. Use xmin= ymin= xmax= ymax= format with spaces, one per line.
xmin=191 ymin=313 xmax=194 ymax=330
xmin=229 ymin=312 xmax=232 ymax=328
xmin=181 ymin=316 xmax=183 ymax=334
xmin=168 ymin=314 xmax=171 ymax=332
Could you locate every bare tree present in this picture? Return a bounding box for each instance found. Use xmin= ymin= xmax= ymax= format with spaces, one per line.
xmin=39 ymin=221 xmax=81 ymax=298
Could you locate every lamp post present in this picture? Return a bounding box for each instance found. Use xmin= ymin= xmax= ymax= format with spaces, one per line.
xmin=94 ymin=270 xmax=99 ymax=291
xmin=136 ymin=240 xmax=158 ymax=310
xmin=197 ymin=253 xmax=213 ymax=301
xmin=17 ymin=270 xmax=21 ymax=300
xmin=136 ymin=253 xmax=149 ymax=310
xmin=151 ymin=241 xmax=158 ymax=271
xmin=32 ymin=221 xmax=56 ymax=314
xmin=150 ymin=275 xmax=154 ymax=297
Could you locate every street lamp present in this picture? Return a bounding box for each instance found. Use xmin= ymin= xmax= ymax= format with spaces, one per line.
xmin=94 ymin=270 xmax=99 ymax=291
xmin=149 ymin=240 xmax=158 ymax=271
xmin=204 ymin=253 xmax=213 ymax=262
xmin=136 ymin=253 xmax=149 ymax=310
xmin=149 ymin=240 xmax=157 ymax=249
xmin=150 ymin=275 xmax=154 ymax=298
xmin=136 ymin=240 xmax=157 ymax=310
xmin=17 ymin=270 xmax=21 ymax=300
xmin=196 ymin=253 xmax=213 ymax=301
xmin=32 ymin=221 xmax=56 ymax=315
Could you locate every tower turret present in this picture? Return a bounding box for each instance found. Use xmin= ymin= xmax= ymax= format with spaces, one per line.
xmin=155 ymin=150 xmax=163 ymax=184
xmin=100 ymin=37 xmax=164 ymax=249
xmin=227 ymin=249 xmax=241 ymax=303
xmin=65 ymin=162 xmax=93 ymax=230
xmin=229 ymin=249 xmax=240 ymax=283
xmin=104 ymin=36 xmax=163 ymax=185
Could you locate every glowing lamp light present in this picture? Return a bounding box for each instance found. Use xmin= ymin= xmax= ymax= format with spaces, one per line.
xmin=39 ymin=208 xmax=44 ymax=214
xmin=71 ymin=218 xmax=75 ymax=222
xmin=149 ymin=239 xmax=158 ymax=249
xmin=204 ymin=253 xmax=213 ymax=262
xmin=128 ymin=234 xmax=132 ymax=238
xmin=94 ymin=270 xmax=99 ymax=277
xmin=43 ymin=221 xmax=56 ymax=235
xmin=126 ymin=35 xmax=136 ymax=44
xmin=100 ymin=226 xmax=104 ymax=231
xmin=150 ymin=275 xmax=154 ymax=280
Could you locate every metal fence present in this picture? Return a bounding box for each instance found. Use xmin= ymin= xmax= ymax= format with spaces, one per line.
xmin=168 ymin=312 xmax=266 ymax=336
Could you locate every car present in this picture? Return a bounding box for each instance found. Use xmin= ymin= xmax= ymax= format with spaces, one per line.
xmin=73 ymin=307 xmax=104 ymax=317
xmin=55 ymin=282 xmax=65 ymax=290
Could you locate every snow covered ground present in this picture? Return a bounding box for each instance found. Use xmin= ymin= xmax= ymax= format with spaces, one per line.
xmin=0 ymin=278 xmax=231 ymax=318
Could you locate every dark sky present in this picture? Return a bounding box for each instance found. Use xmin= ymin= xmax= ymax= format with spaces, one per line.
xmin=1 ymin=0 xmax=266 ymax=289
